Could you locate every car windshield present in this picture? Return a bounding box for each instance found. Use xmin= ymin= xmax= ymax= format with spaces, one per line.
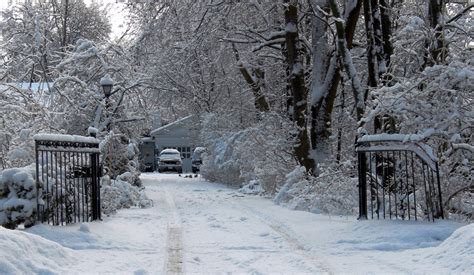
xmin=161 ymin=152 xmax=177 ymax=155
xmin=192 ymin=147 xmax=205 ymax=160
xmin=192 ymin=151 xmax=201 ymax=160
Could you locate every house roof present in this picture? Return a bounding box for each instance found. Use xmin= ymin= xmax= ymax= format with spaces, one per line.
xmin=150 ymin=115 xmax=193 ymax=136
xmin=141 ymin=137 xmax=153 ymax=142
xmin=0 ymin=82 xmax=52 ymax=91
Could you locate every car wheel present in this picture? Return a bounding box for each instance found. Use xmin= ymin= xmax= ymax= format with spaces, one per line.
xmin=177 ymin=168 xmax=182 ymax=174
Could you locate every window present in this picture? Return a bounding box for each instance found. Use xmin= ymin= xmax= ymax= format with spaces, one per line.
xmin=183 ymin=147 xmax=191 ymax=159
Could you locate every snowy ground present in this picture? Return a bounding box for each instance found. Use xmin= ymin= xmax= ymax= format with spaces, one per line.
xmin=1 ymin=173 xmax=473 ymax=274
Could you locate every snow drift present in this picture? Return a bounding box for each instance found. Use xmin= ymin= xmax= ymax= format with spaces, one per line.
xmin=0 ymin=227 xmax=74 ymax=274
xmin=419 ymin=223 xmax=474 ymax=273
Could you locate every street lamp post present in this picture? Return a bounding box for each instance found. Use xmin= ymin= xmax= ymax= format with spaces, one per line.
xmin=100 ymin=74 xmax=114 ymax=131
xmin=100 ymin=74 xmax=114 ymax=177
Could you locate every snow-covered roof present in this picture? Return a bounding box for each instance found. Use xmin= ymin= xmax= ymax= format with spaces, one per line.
xmin=0 ymin=82 xmax=52 ymax=91
xmin=150 ymin=115 xmax=193 ymax=136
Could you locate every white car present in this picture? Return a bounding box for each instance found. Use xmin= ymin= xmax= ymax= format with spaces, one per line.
xmin=158 ymin=149 xmax=183 ymax=173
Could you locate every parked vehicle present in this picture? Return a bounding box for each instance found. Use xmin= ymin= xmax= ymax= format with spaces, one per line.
xmin=158 ymin=149 xmax=182 ymax=173
xmin=191 ymin=147 xmax=206 ymax=173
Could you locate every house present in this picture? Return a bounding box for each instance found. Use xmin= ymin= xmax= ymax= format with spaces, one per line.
xmin=139 ymin=115 xmax=201 ymax=173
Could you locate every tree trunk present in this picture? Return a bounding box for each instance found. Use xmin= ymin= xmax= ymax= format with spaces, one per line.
xmin=364 ymin=0 xmax=395 ymax=132
xmin=284 ymin=0 xmax=315 ymax=172
xmin=231 ymin=44 xmax=270 ymax=113
xmin=310 ymin=0 xmax=362 ymax=172
xmin=309 ymin=0 xmax=330 ymax=157
xmin=61 ymin=0 xmax=69 ymax=49
xmin=379 ymin=0 xmax=393 ymax=72
xmin=424 ymin=0 xmax=447 ymax=67
xmin=329 ymin=0 xmax=365 ymax=121
xmin=370 ymin=0 xmax=385 ymax=76
xmin=364 ymin=0 xmax=381 ymax=132
xmin=363 ymin=0 xmax=378 ymax=90
xmin=335 ymin=75 xmax=345 ymax=163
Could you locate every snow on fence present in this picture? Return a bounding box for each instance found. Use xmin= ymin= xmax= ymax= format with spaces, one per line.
xmin=34 ymin=134 xmax=101 ymax=225
xmin=356 ymin=134 xmax=444 ymax=222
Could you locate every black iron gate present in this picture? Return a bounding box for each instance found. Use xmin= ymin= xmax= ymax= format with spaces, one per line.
xmin=356 ymin=135 xmax=444 ymax=221
xmin=35 ymin=135 xmax=101 ymax=225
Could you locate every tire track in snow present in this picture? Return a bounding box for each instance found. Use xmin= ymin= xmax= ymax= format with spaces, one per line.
xmin=164 ymin=190 xmax=183 ymax=274
xmin=231 ymin=200 xmax=335 ymax=274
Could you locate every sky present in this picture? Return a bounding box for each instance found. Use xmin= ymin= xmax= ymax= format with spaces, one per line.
xmin=0 ymin=0 xmax=128 ymax=40
xmin=101 ymin=0 xmax=129 ymax=39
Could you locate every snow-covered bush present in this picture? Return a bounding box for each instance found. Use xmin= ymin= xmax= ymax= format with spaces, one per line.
xmin=200 ymin=110 xmax=360 ymax=215
xmin=0 ymin=166 xmax=38 ymax=229
xmin=125 ymin=142 xmax=142 ymax=188
xmin=274 ymin=162 xmax=359 ymax=215
xmin=7 ymin=129 xmax=35 ymax=168
xmin=100 ymin=132 xmax=142 ymax=187
xmin=200 ymin=131 xmax=245 ymax=187
xmin=273 ymin=166 xmax=310 ymax=209
xmin=0 ymin=85 xmax=49 ymax=170
xmin=100 ymin=175 xmax=151 ymax=215
xmin=239 ymin=180 xmax=264 ymax=195
xmin=200 ymin=112 xmax=297 ymax=194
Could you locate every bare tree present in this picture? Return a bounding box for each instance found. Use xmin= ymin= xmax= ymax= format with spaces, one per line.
xmin=283 ymin=0 xmax=315 ymax=172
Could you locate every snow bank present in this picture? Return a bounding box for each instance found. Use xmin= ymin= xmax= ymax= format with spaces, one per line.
xmin=419 ymin=223 xmax=474 ymax=273
xmin=27 ymin=224 xmax=107 ymax=250
xmin=0 ymin=227 xmax=73 ymax=274
xmin=337 ymin=220 xmax=459 ymax=251
xmin=0 ymin=166 xmax=38 ymax=229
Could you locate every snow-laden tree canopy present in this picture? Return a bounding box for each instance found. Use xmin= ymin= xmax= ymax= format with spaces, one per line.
xmin=0 ymin=0 xmax=472 ymax=220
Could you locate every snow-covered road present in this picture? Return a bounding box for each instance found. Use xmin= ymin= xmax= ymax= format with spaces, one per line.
xmin=2 ymin=173 xmax=472 ymax=274
xmin=141 ymin=174 xmax=471 ymax=274
xmin=151 ymin=174 xmax=331 ymax=274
